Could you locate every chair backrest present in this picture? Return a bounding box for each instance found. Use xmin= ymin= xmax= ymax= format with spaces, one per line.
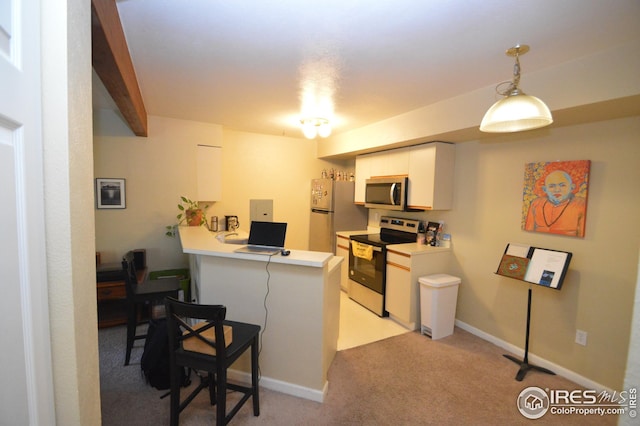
xmin=164 ymin=297 xmax=229 ymax=358
xmin=121 ymin=251 xmax=138 ymax=300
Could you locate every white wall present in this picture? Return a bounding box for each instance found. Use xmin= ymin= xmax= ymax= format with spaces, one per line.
xmin=43 ymin=0 xmax=100 ymax=424
xmin=93 ymin=112 xmax=351 ymax=270
xmin=216 ymin=128 xmax=352 ymax=251
xmin=448 ymin=118 xmax=639 ymax=390
xmin=93 ymin=112 xmax=224 ymax=268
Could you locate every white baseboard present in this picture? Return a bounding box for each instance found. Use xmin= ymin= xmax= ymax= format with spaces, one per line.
xmin=454 ymin=319 xmax=613 ymax=393
xmin=227 ymin=369 xmax=328 ymax=403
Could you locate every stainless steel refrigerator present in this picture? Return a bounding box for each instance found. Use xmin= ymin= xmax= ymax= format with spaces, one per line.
xmin=309 ymin=178 xmax=368 ymax=253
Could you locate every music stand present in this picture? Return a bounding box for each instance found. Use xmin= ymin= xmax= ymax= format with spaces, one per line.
xmin=496 ymin=243 xmax=572 ymax=381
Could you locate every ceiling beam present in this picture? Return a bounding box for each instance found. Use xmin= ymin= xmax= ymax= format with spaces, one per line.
xmin=91 ymin=0 xmax=147 ymax=136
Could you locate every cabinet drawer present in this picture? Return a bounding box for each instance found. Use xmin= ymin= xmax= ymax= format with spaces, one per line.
xmin=97 ymin=283 xmax=126 ymax=301
xmin=387 ymin=249 xmax=411 ymax=270
xmin=336 ymin=235 xmax=351 ymax=251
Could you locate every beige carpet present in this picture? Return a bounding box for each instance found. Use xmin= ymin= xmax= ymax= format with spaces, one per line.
xmin=100 ymin=325 xmax=618 ymax=425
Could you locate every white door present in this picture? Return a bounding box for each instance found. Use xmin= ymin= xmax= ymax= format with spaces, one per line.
xmin=0 ymin=0 xmax=55 ymax=423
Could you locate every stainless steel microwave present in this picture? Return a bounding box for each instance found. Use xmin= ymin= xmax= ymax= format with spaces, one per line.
xmin=364 ymin=177 xmax=408 ymax=211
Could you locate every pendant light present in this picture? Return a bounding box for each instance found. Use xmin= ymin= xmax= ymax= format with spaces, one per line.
xmin=480 ymin=45 xmax=553 ymax=133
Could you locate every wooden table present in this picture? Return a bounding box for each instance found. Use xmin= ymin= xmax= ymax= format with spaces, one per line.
xmin=97 ymin=267 xmax=146 ymax=328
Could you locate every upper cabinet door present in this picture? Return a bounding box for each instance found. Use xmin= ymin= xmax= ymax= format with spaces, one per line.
xmin=407 ymin=142 xmax=455 ymax=210
xmin=369 ymin=147 xmax=409 ymax=178
xmin=197 ymin=145 xmax=222 ymax=201
xmin=354 ymin=153 xmax=372 ymax=204
xmin=384 ymin=147 xmax=410 ymax=177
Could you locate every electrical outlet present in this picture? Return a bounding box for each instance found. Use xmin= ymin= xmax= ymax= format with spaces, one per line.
xmin=575 ymin=330 xmax=588 ymax=346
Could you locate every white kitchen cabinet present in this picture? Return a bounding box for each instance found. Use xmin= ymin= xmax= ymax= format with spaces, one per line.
xmin=369 ymin=147 xmax=409 ymax=178
xmin=197 ymin=144 xmax=222 ymax=201
xmin=385 ymin=250 xmax=412 ymax=324
xmin=385 ymin=247 xmax=452 ymax=330
xmin=354 ymin=153 xmax=373 ymax=204
xmin=335 ymin=234 xmax=351 ymax=292
xmin=354 ymin=142 xmax=454 ymax=210
xmin=407 ymin=142 xmax=455 ymax=210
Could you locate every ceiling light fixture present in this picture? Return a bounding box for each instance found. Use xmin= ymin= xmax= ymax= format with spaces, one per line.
xmin=300 ymin=117 xmax=332 ymax=139
xmin=480 ymin=44 xmax=553 ymax=133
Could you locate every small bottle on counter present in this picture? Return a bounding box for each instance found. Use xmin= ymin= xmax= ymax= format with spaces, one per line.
xmin=436 ymin=221 xmax=444 ymax=246
xmin=417 ymin=221 xmax=426 ymax=245
xmin=210 ymin=216 xmax=218 ymax=232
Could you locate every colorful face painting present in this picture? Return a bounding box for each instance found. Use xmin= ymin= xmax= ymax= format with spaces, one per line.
xmin=522 ymin=160 xmax=590 ymax=237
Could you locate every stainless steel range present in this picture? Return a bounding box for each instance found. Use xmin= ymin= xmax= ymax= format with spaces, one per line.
xmin=348 ymin=216 xmax=420 ymax=316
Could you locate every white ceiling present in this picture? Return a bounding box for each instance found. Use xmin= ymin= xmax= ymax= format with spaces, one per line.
xmin=94 ymin=0 xmax=640 ymax=138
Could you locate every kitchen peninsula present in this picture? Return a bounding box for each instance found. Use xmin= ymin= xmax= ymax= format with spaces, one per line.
xmin=178 ymin=226 xmax=342 ymax=402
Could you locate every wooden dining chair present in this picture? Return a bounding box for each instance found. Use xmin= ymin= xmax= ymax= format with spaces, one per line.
xmin=164 ymin=297 xmax=261 ymax=425
xmin=121 ymin=251 xmax=181 ymax=365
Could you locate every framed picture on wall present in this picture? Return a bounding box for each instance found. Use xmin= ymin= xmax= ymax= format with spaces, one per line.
xmin=522 ymin=160 xmax=590 ymax=237
xmin=96 ymin=178 xmax=126 ymax=209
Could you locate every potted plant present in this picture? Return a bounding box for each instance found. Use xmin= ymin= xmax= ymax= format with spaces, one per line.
xmin=165 ymin=196 xmax=209 ymax=237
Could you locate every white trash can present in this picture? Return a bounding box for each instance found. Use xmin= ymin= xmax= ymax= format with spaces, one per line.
xmin=419 ymin=274 xmax=461 ymax=339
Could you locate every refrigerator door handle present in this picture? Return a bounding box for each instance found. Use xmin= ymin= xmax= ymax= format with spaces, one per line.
xmin=311 ymin=208 xmax=331 ymax=214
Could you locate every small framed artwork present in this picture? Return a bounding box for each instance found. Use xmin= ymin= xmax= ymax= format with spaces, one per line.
xmin=96 ymin=178 xmax=126 ymax=209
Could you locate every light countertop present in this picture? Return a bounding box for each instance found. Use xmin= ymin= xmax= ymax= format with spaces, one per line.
xmin=387 ymin=243 xmax=451 ymax=256
xmin=179 ymin=226 xmax=335 ymax=268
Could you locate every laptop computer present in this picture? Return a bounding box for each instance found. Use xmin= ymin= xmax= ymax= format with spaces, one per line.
xmin=234 ymin=221 xmax=287 ymax=255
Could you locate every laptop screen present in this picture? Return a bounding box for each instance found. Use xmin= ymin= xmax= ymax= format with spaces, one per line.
xmin=247 ymin=221 xmax=287 ymax=248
